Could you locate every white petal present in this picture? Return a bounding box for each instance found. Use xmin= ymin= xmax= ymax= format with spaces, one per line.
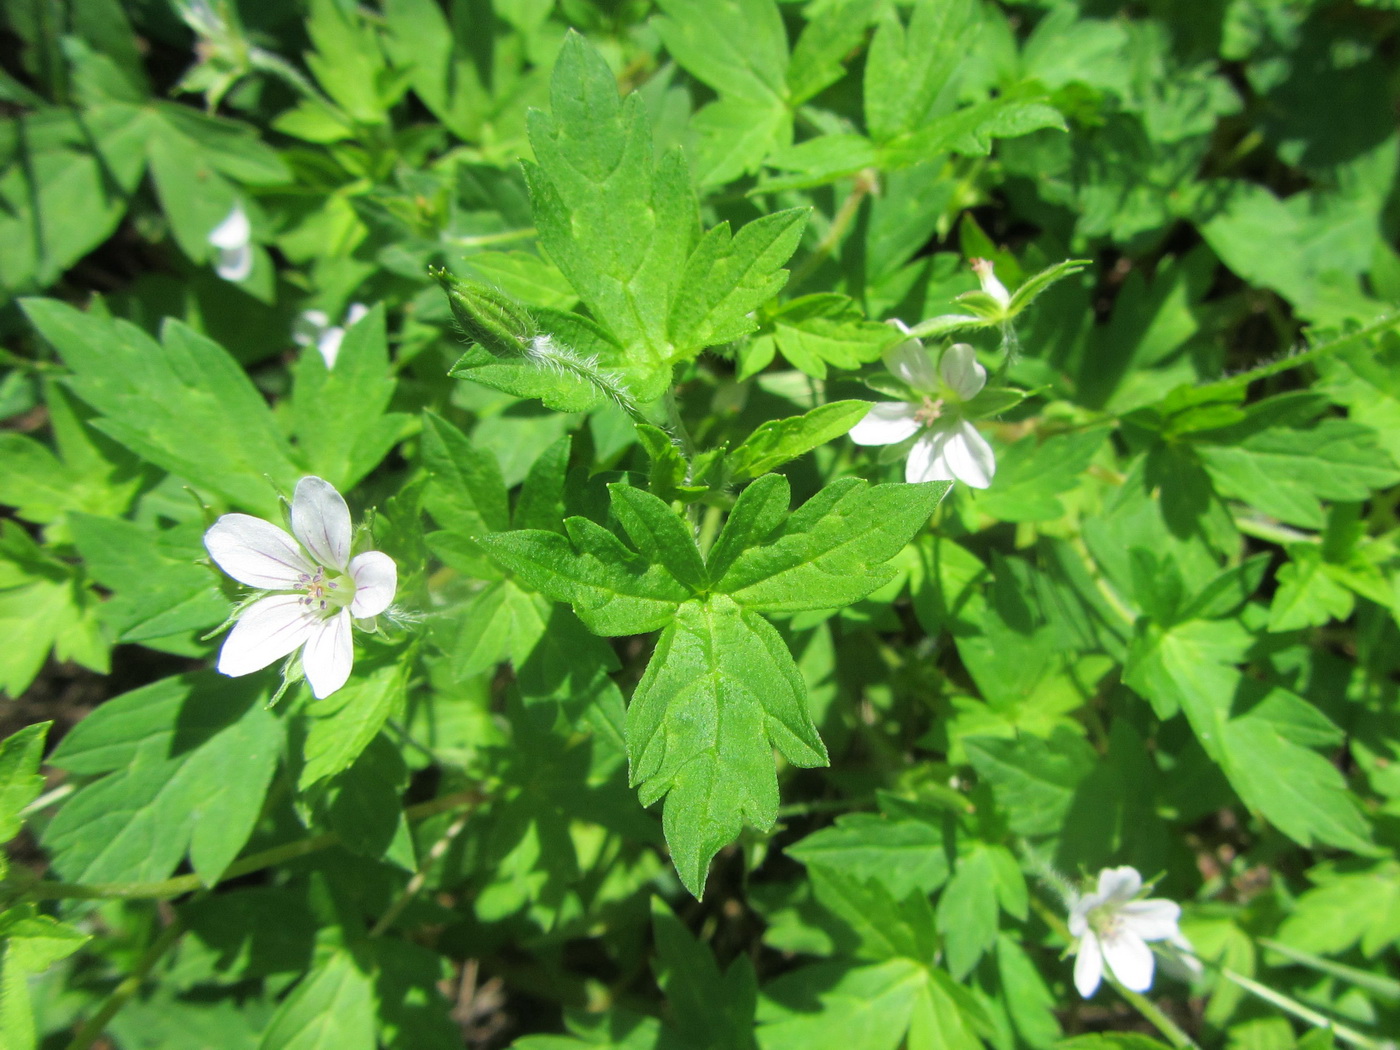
xmin=303 ymin=609 xmax=354 ymax=698
xmin=849 ymin=402 xmax=921 ymax=446
xmin=942 ymin=422 xmax=996 ymax=488
xmin=905 ymin=430 xmax=951 ymax=484
xmin=344 ymin=302 xmax=370 ymax=326
xmin=1074 ymin=932 xmax=1104 ymax=998
xmin=1098 ymin=866 xmax=1143 ymax=904
xmin=1102 ymin=930 xmax=1155 ymax=993
xmin=316 ymin=326 xmax=346 ymax=368
xmin=291 ymin=476 xmax=353 ymax=571
xmin=349 ymin=551 xmax=397 ymax=618
xmin=939 ymin=343 xmax=986 ymax=400
xmin=214 ymin=243 xmax=253 ymax=282
xmin=1120 ymin=899 xmax=1182 ymax=941
xmin=217 ymin=594 xmax=317 ymax=677
xmin=205 ymin=514 xmax=315 ymax=589
xmin=1067 ymin=897 xmax=1092 ymax=938
xmin=882 ymin=330 xmax=938 ymax=391
xmin=293 ymin=309 xmax=330 ymax=347
xmin=208 ymin=204 xmax=250 ymax=249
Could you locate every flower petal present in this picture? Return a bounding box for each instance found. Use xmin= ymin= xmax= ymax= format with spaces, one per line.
xmin=349 ymin=551 xmax=397 ymax=618
xmin=207 ymin=204 xmax=250 ymax=249
xmin=291 ymin=476 xmax=353 ymax=571
xmin=1102 ymin=930 xmax=1155 ymax=992
xmin=1097 ymin=866 xmax=1143 ymax=904
xmin=882 ymin=329 xmax=938 ymax=391
xmin=293 ymin=309 xmax=330 ymax=347
xmin=850 ymin=402 xmax=921 ymax=446
xmin=316 ymin=326 xmax=346 ymax=369
xmin=942 ymin=421 xmax=996 ymax=488
xmin=905 ymin=430 xmax=951 ymax=484
xmin=939 ymin=343 xmax=986 ymax=400
xmin=217 ymin=594 xmax=317 ymax=677
xmin=215 ymin=244 xmax=253 ymax=282
xmin=1120 ymin=899 xmax=1182 ymax=941
xmin=205 ymin=514 xmax=315 ymax=589
xmin=303 ymin=609 xmax=354 ymax=698
xmin=1074 ymin=932 xmax=1104 ymax=998
xmin=345 ymin=302 xmax=370 ymax=326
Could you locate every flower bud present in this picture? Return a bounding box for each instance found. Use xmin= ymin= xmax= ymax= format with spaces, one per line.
xmin=431 ymin=267 xmax=538 ymax=359
xmin=970 ymin=258 xmax=1010 ymax=308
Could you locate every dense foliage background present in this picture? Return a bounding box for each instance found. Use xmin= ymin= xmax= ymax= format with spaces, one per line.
xmin=2 ymin=1 xmax=1400 ymax=1049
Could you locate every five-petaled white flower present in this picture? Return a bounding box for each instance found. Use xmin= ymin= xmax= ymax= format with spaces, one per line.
xmin=294 ymin=303 xmax=369 ymax=369
xmin=208 ymin=203 xmax=252 ymax=282
xmin=203 ymin=476 xmax=396 ymax=698
xmin=849 ymin=322 xmax=997 ymax=488
xmin=1069 ymin=866 xmax=1189 ymax=998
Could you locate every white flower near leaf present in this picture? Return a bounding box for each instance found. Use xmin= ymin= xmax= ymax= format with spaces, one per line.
xmin=294 ymin=303 xmax=369 ymax=368
xmin=970 ymin=257 xmax=1010 ymax=308
xmin=203 ymin=476 xmax=396 ymax=699
xmin=1069 ymin=866 xmax=1190 ymax=998
xmin=849 ymin=321 xmax=996 ymax=488
xmin=208 ymin=203 xmax=252 ymax=282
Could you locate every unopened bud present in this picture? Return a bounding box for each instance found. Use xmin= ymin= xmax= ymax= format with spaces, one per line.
xmin=431 ymin=267 xmax=538 ymax=358
xmin=970 ymin=258 xmax=1011 ymax=309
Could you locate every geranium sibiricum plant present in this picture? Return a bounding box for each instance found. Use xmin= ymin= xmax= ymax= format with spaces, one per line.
xmin=1069 ymin=866 xmax=1194 ymax=998
xmin=203 ymin=476 xmax=396 ymax=698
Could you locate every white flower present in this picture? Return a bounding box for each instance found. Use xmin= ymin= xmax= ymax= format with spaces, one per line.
xmin=970 ymin=257 xmax=1011 ymax=308
xmin=1069 ymin=866 xmax=1189 ymax=998
xmin=848 ymin=321 xmax=996 ymax=488
xmin=203 ymin=476 xmax=396 ymax=698
xmin=294 ymin=303 xmax=369 ymax=369
xmin=208 ymin=203 xmax=252 ymax=282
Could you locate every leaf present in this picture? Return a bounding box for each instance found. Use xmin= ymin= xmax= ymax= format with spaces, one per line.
xmin=523 ymin=32 xmax=694 ymax=364
xmin=288 ymin=305 xmax=408 ymax=491
xmin=299 ymin=661 xmax=408 ymax=792
xmin=1268 ymin=546 xmax=1355 ymax=632
xmin=0 ymin=723 xmax=49 ymax=844
xmin=863 ymin=0 xmax=977 ymax=143
xmin=24 ymin=300 xmax=301 ymax=515
xmin=713 ymin=477 xmax=948 ymax=613
xmin=809 ymin=865 xmax=937 ymax=963
xmin=767 ymin=294 xmax=900 ymax=378
xmin=965 ymin=730 xmax=1097 ymax=838
xmin=43 ymin=672 xmax=284 ymax=884
xmin=935 ymin=845 xmax=1001 ymax=979
xmin=651 ymin=899 xmax=759 ymax=1049
xmin=1124 ymin=620 xmax=1373 ymax=853
xmin=1275 ymin=860 xmax=1400 ymax=959
xmin=787 ymin=813 xmax=950 ymax=900
xmin=420 ymin=411 xmax=511 ymax=536
xmin=654 ymin=0 xmax=790 ymax=103
xmin=0 ymin=908 xmax=88 ymax=1050
xmin=259 ymin=948 xmax=376 ymax=1050
xmin=607 ymin=484 xmax=708 ymax=592
xmin=975 ymin=430 xmax=1107 ymax=523
xmin=728 ymin=401 xmax=871 ymax=481
xmin=786 ymin=0 xmax=882 ymax=104
xmin=628 ymin=595 xmax=828 ymax=896
xmin=668 ymin=208 xmax=808 ymax=356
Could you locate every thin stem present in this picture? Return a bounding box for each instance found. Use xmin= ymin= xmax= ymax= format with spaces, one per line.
xmin=1222 ymin=968 xmax=1395 ymax=1050
xmin=22 ymin=789 xmax=483 ymax=903
xmin=786 ymin=167 xmax=879 ymax=293
xmin=1233 ymin=516 xmax=1318 ymax=546
xmin=1111 ymin=979 xmax=1200 ymax=1050
xmin=63 ymin=906 xmax=193 ymax=1050
xmin=445 ymin=228 xmax=538 ymax=249
xmin=370 ymin=811 xmax=471 ymax=937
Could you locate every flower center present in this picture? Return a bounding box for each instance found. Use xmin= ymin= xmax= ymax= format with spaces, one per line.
xmin=298 ymin=567 xmax=354 ymax=616
xmin=1088 ymin=905 xmax=1125 ymax=938
xmin=914 ymin=396 xmax=945 ymax=426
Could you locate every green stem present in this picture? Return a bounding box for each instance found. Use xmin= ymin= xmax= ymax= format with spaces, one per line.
xmin=22 ymin=789 xmax=483 ymax=903
xmin=1222 ymin=968 xmax=1395 ymax=1050
xmin=1111 ymin=979 xmax=1200 ymax=1050
xmin=786 ymin=168 xmax=878 ymax=294
xmin=63 ymin=907 xmax=192 ymax=1050
xmin=1233 ymin=516 xmax=1318 ymax=546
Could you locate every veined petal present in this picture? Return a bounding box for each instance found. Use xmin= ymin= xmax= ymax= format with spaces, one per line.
xmin=217 ymin=594 xmax=317 ymax=677
xmin=214 ymin=243 xmax=253 ymax=282
xmin=303 ymin=609 xmax=353 ymax=698
xmin=849 ymin=402 xmax=921 ymax=446
xmin=905 ymin=430 xmax=952 ymax=484
xmin=349 ymin=551 xmax=397 ymax=618
xmin=1102 ymin=930 xmax=1155 ymax=992
xmin=205 ymin=514 xmax=315 ymax=589
xmin=939 ymin=343 xmax=986 ymax=400
xmin=291 ymin=476 xmax=353 ymax=571
xmin=881 ymin=326 xmax=938 ymax=391
xmin=1074 ymin=932 xmax=1104 ymax=998
xmin=207 ymin=204 xmax=250 ymax=249
xmin=943 ymin=422 xmax=996 ymax=488
xmin=1120 ymin=899 xmax=1182 ymax=941
xmin=1097 ymin=866 xmax=1143 ymax=904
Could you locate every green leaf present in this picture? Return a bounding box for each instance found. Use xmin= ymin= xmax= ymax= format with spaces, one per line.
xmin=787 ymin=813 xmax=950 ymax=900
xmin=259 ymin=948 xmax=376 ymax=1050
xmin=24 ymin=300 xmax=301 ymax=515
xmin=44 ymin=672 xmax=284 ymax=884
xmin=1268 ymin=546 xmax=1356 ymax=632
xmin=0 ymin=908 xmax=88 ymax=1050
xmin=299 ymin=660 xmax=408 ymax=792
xmin=607 ymin=484 xmax=708 ymax=592
xmin=1124 ymin=620 xmax=1373 ymax=853
xmin=629 ymin=595 xmax=828 ymax=896
xmin=654 ymin=0 xmax=789 ymax=103
xmin=420 ymin=411 xmax=510 ymax=536
xmin=965 ymin=730 xmax=1096 ymax=838
xmin=1275 ymin=860 xmax=1400 ymax=959
xmin=289 ymin=305 xmax=407 ymax=491
xmin=728 ymin=401 xmax=871 ymax=482
xmin=0 ymin=723 xmax=49 ymax=844
xmin=936 ymin=845 xmax=1001 ymax=979
xmin=975 ymin=429 xmax=1106 ymax=523
xmin=809 ymin=865 xmax=937 ymax=963
xmin=651 ymin=899 xmax=759 ymax=1048
xmin=713 ymin=477 xmax=948 ymax=613
xmin=786 ymin=0 xmax=882 ymax=104
xmin=864 ymin=0 xmax=977 ymax=143
xmin=668 ymin=208 xmax=808 ymax=356
xmin=768 ymin=294 xmax=899 ymax=378
xmin=523 ymin=32 xmax=694 ymax=364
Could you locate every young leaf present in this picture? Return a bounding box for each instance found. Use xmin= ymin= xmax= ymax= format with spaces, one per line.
xmin=864 ymin=0 xmax=977 ymax=143
xmin=653 ymin=0 xmax=789 ymax=104
xmin=629 ymin=595 xmax=828 ymax=896
xmin=727 ymin=401 xmax=871 ymax=482
xmin=0 ymin=723 xmax=50 ymax=844
xmin=607 ymin=484 xmax=708 ymax=592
